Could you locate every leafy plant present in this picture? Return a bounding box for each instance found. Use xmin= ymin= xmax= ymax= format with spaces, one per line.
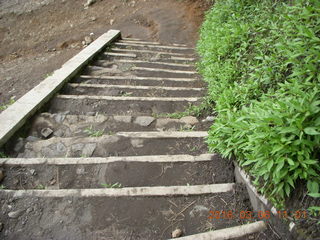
xmin=0 ymin=97 xmax=15 ymax=111
xmin=101 ymin=182 xmax=122 ymax=188
xmin=0 ymin=152 xmax=8 ymax=158
xmin=197 ymin=0 xmax=320 ymax=207
xmin=83 ymin=125 xmax=104 ymax=137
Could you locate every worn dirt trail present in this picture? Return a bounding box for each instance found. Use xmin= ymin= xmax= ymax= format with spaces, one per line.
xmin=0 ymin=0 xmax=210 ymax=106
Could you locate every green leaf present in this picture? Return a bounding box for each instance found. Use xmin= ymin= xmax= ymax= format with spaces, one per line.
xmin=304 ymin=127 xmax=320 ymax=135
xmin=307 ymin=181 xmax=319 ymax=194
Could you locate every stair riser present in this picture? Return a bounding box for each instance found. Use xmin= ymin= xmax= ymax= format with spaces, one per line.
xmin=2 ymin=161 xmax=226 ymax=190
xmin=62 ymin=86 xmax=204 ymax=97
xmin=73 ymin=77 xmax=205 ymax=88
xmin=94 ymin=60 xmax=194 ymax=71
xmin=18 ymin=137 xmax=208 ymax=158
xmin=83 ymin=67 xmax=198 ymax=79
xmin=49 ymin=97 xmax=200 ymax=116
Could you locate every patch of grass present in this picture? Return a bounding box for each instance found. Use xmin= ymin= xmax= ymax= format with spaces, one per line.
xmin=36 ymin=184 xmax=45 ymax=190
xmin=100 ymin=182 xmax=122 ymax=188
xmin=179 ymin=125 xmax=195 ymax=132
xmin=0 ymin=97 xmax=15 ymax=111
xmin=0 ymin=152 xmax=8 ymax=158
xmin=0 ymin=185 xmax=6 ymax=189
xmin=83 ymin=125 xmax=104 ymax=137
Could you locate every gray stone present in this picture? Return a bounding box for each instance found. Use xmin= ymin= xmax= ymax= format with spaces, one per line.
xmin=82 ymin=143 xmax=97 ymax=157
xmin=180 ymin=116 xmax=199 ymax=126
xmin=189 ymin=205 xmax=209 ymax=218
xmin=134 ymin=116 xmax=155 ymax=127
xmin=172 ymin=229 xmax=183 ymax=238
xmin=53 ymin=129 xmax=65 ymax=137
xmin=202 ymin=116 xmax=215 ymax=122
xmin=131 ymin=139 xmax=144 ymax=148
xmin=41 ymin=142 xmax=67 ymax=157
xmin=8 ymin=209 xmax=24 ymax=219
xmin=155 ymin=118 xmax=180 ymax=129
xmin=41 ymin=128 xmax=53 ymax=138
xmin=113 ymin=116 xmax=132 ymax=123
xmin=86 ymin=112 xmax=96 ymax=116
xmin=13 ymin=138 xmax=24 ymax=152
xmin=26 ymin=136 xmax=40 ymax=142
xmin=84 ymin=0 xmax=95 ymax=7
xmin=53 ymin=113 xmax=66 ymax=123
xmin=71 ymin=143 xmax=85 ymax=156
xmin=84 ymin=36 xmax=93 ymax=45
xmin=29 ymin=169 xmax=36 ymax=176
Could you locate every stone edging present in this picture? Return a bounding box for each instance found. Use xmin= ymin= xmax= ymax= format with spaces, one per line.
xmin=0 ymin=30 xmax=121 ymax=147
xmin=234 ymin=162 xmax=298 ymax=239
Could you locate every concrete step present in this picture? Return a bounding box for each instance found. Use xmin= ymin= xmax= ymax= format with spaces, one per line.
xmin=119 ymin=39 xmax=189 ymax=47
xmin=62 ymin=83 xmax=204 ymax=97
xmin=112 ymin=42 xmax=194 ymax=53
xmin=49 ymin=95 xmax=201 ymax=116
xmin=74 ymin=75 xmax=205 ymax=88
xmin=1 ymin=155 xmax=234 ymax=189
xmin=94 ymin=59 xmax=194 ymax=71
xmin=15 ymin=131 xmax=208 ymax=158
xmin=83 ymin=65 xmax=199 ymax=79
xmin=109 ymin=48 xmax=193 ymax=57
xmin=103 ymin=53 xmax=196 ymax=63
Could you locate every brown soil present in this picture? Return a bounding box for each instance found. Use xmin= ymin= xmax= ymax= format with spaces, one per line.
xmin=0 ymin=0 xmax=211 ymax=108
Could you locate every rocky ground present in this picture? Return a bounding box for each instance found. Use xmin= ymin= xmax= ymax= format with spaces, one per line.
xmin=0 ymin=0 xmax=211 ymax=109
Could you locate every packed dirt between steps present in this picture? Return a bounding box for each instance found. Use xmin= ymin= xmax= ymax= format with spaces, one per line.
xmin=0 ymin=187 xmax=280 ymax=240
xmin=2 ymin=159 xmax=234 ymax=190
xmin=0 ymin=0 xmax=212 ymax=109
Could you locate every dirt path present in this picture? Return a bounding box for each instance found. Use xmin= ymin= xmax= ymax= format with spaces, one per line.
xmin=0 ymin=0 xmax=210 ymax=106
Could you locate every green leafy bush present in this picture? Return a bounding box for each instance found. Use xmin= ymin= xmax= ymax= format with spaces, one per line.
xmin=197 ymin=0 xmax=320 ymax=207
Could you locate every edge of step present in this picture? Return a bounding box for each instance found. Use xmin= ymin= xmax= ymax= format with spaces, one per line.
xmin=0 ymin=154 xmax=216 ymax=165
xmin=0 ymin=183 xmax=235 ymax=198
xmin=169 ymin=221 xmax=267 ymax=240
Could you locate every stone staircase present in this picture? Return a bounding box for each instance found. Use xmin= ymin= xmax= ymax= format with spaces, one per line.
xmin=0 ymin=37 xmax=269 ymax=239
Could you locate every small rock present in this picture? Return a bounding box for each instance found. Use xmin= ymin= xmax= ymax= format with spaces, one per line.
xmin=131 ymin=139 xmax=144 ymax=148
xmin=53 ymin=129 xmax=65 ymax=137
xmin=86 ymin=112 xmax=96 ymax=116
xmin=134 ymin=116 xmax=155 ymax=127
xmin=53 ymin=113 xmax=66 ymax=123
xmin=202 ymin=116 xmax=215 ymax=122
xmin=26 ymin=207 xmax=33 ymax=214
xmin=180 ymin=116 xmax=199 ymax=126
xmin=29 ymin=169 xmax=36 ymax=176
xmin=110 ymin=19 xmax=115 ymax=25
xmin=41 ymin=128 xmax=53 ymax=138
xmin=49 ymin=179 xmax=56 ymax=185
xmin=113 ymin=116 xmax=132 ymax=123
xmin=84 ymin=36 xmax=93 ymax=45
xmin=84 ymin=0 xmax=95 ymax=7
xmin=0 ymin=170 xmax=4 ymax=183
xmin=172 ymin=229 xmax=183 ymax=238
xmin=8 ymin=210 xmax=24 ymax=219
xmin=26 ymin=136 xmax=40 ymax=142
xmin=90 ymin=17 xmax=96 ymax=21
xmin=82 ymin=143 xmax=97 ymax=157
xmin=41 ymin=142 xmax=67 ymax=157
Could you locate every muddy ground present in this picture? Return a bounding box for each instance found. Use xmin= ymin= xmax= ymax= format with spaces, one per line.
xmin=0 ymin=0 xmax=211 ymax=108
